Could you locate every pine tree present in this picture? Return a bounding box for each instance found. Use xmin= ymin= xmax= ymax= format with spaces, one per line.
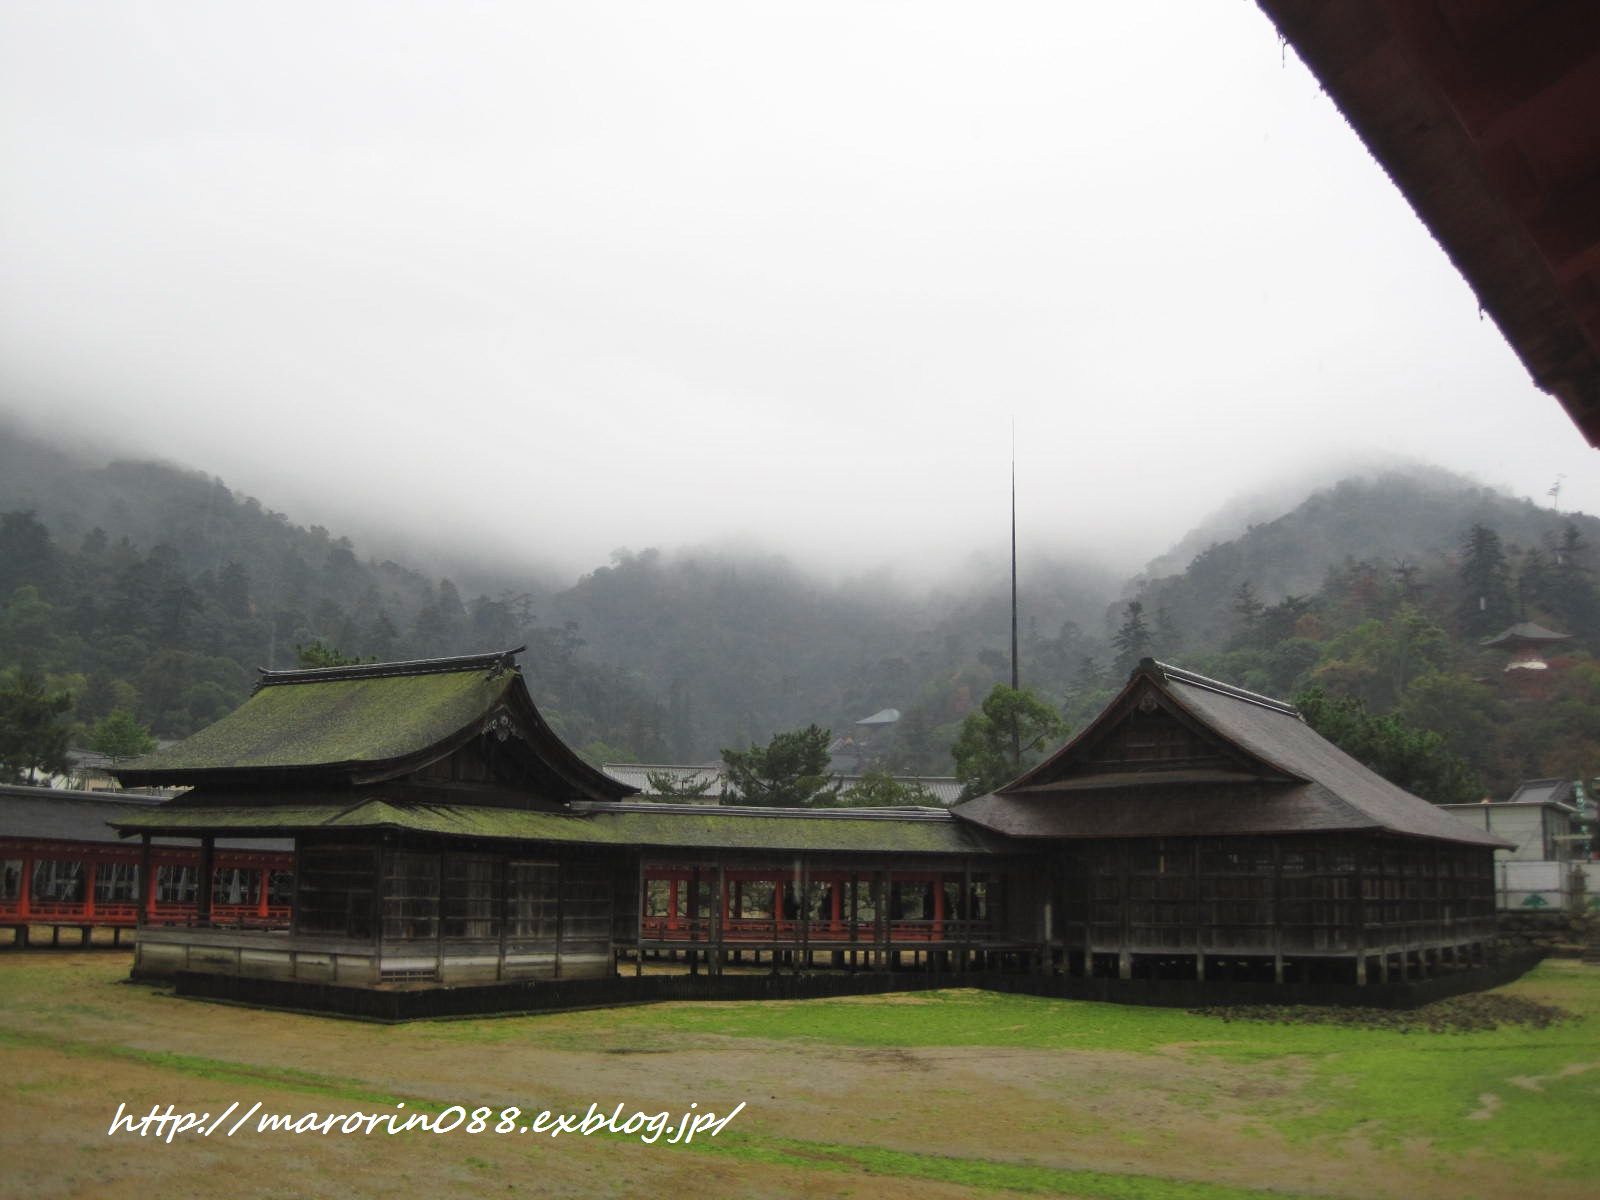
xmin=1548 ymin=523 xmax=1598 ymax=638
xmin=89 ymin=709 xmax=158 ymax=762
xmin=1154 ymin=606 xmax=1182 ymax=658
xmin=1517 ymin=548 xmax=1550 ymax=620
xmin=1111 ymin=601 xmax=1153 ymax=676
xmin=0 ymin=670 xmax=73 ymax=783
xmin=950 ymin=684 xmax=1068 ymax=799
xmin=1456 ymin=524 xmax=1514 ymax=638
xmin=721 ymin=725 xmax=839 ymax=807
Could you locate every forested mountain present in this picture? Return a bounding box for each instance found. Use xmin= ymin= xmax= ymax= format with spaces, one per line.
xmin=0 ymin=426 xmax=663 ymax=758
xmin=1122 ymin=466 xmax=1600 ymax=656
xmin=2 ymin=421 xmax=1596 ymax=799
xmin=0 ymin=424 xmax=1120 ymax=766
xmin=1102 ymin=469 xmax=1600 ymax=798
xmin=549 ymin=547 xmax=1120 ymax=763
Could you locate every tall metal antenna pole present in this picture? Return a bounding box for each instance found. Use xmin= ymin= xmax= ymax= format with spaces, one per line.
xmin=1010 ymin=426 xmax=1021 ymax=769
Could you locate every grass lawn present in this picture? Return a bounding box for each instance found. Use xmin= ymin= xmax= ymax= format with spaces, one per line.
xmin=1 ymin=953 xmax=1596 ymax=1199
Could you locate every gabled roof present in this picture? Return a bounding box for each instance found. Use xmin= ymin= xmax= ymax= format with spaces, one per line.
xmin=1504 ymin=778 xmax=1581 ymax=811
xmin=953 ymin=660 xmax=1507 ymax=848
xmin=110 ymin=650 xmax=634 ymax=803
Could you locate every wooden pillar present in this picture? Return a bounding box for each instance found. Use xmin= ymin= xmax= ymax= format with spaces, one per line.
xmin=1354 ymin=848 xmax=1369 ymax=986
xmin=961 ymin=859 xmax=973 ymax=973
xmin=1430 ymin=846 xmax=1441 ymax=955
xmin=715 ymin=861 xmax=727 ymax=977
xmin=1193 ymin=842 xmax=1204 ymax=983
xmin=257 ymin=865 xmax=270 ymax=921
xmin=1376 ymin=848 xmax=1388 ymax=985
xmin=687 ymin=865 xmax=700 ymax=975
xmin=1272 ymin=842 xmax=1285 ymax=986
xmin=495 ymin=853 xmax=509 ymax=982
xmin=635 ymin=857 xmax=646 ymax=977
xmin=289 ymin=841 xmax=304 ymax=937
xmin=83 ymin=861 xmax=98 ymax=921
xmin=668 ymin=877 xmax=680 ymax=932
xmin=143 ymin=846 xmax=159 ymax=925
xmin=553 ymin=858 xmax=566 ymax=979
xmin=849 ymin=872 xmax=859 ymax=952
xmin=17 ymin=851 xmax=33 ymax=924
xmin=1116 ymin=844 xmax=1131 ymax=980
xmin=196 ymin=838 xmax=214 ymax=926
xmin=371 ymin=844 xmax=386 ymax=985
xmin=875 ymin=870 xmax=887 ymax=969
xmin=797 ymin=858 xmax=809 ymax=972
xmin=433 ymin=850 xmax=445 ymax=979
xmin=1042 ymin=896 xmax=1055 ymax=976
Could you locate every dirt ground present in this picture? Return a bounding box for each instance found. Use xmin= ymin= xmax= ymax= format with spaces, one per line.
xmin=1 ymin=952 xmax=1594 ymax=1200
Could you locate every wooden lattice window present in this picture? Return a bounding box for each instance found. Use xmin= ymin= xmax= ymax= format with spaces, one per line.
xmin=295 ymin=845 xmax=377 ymax=940
xmin=33 ymin=860 xmax=84 ymax=903
xmin=93 ymin=863 xmax=139 ymax=904
xmin=442 ymin=854 xmax=499 ymax=941
xmin=506 ymin=861 xmax=559 ymax=941
xmin=559 ymin=861 xmax=611 ymax=944
xmin=383 ymin=853 xmax=439 ymax=941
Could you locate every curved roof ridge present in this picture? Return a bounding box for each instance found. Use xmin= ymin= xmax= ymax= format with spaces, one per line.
xmin=255 ymin=647 xmax=525 ymax=689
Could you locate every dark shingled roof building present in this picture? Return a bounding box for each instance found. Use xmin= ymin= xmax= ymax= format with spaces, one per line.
xmin=104 ymin=651 xmax=1509 ymax=1008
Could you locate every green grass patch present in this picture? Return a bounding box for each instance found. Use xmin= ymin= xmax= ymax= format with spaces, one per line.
xmin=0 ymin=1027 xmax=423 ymax=1111
xmin=5 ymin=953 xmax=1598 ymax=1187
xmin=684 ymin=1133 xmax=1314 ymax=1199
xmin=415 ymin=965 xmax=1600 ymax=1177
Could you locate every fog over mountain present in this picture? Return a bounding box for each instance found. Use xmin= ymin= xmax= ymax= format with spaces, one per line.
xmin=4 ymin=406 xmax=1595 ymax=797
xmin=3 ymin=3 xmax=1596 ymax=587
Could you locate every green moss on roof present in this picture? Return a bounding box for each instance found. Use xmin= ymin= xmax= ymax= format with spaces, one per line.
xmin=111 ymin=800 xmax=1004 ymax=855
xmin=121 ymin=669 xmax=515 ymax=775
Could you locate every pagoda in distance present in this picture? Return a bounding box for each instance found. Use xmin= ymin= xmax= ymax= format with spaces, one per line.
xmin=1481 ymin=621 xmax=1573 ymax=672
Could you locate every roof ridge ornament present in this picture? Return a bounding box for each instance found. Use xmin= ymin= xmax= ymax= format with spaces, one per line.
xmin=484 ymin=708 xmax=521 ymax=743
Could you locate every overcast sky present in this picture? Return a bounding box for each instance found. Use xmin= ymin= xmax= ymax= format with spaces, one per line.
xmin=2 ymin=2 xmax=1594 ymax=582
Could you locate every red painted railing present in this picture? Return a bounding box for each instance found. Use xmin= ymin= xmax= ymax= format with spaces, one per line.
xmin=639 ymin=863 xmax=993 ymax=946
xmin=0 ymin=839 xmax=293 ymax=929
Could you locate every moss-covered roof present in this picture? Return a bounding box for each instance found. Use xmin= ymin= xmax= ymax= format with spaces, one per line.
xmin=110 ymin=799 xmax=1009 ymax=856
xmin=115 ymin=663 xmax=515 ymax=781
